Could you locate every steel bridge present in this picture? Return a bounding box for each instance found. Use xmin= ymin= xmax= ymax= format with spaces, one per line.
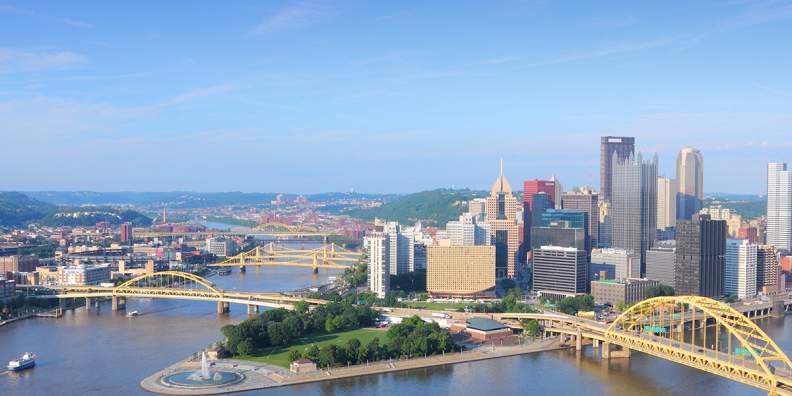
xmin=495 ymin=296 xmax=792 ymax=395
xmin=41 ymin=271 xmax=326 ymax=315
xmin=209 ymin=242 xmax=363 ymax=272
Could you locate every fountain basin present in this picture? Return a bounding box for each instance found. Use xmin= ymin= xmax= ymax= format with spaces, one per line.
xmin=161 ymin=370 xmax=244 ymax=388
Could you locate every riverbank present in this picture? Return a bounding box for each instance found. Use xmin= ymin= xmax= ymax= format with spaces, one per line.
xmin=140 ymin=337 xmax=568 ymax=395
xmin=0 ymin=307 xmax=65 ymax=327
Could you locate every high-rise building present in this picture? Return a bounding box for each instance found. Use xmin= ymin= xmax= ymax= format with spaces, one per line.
xmin=468 ymin=198 xmax=487 ymax=221
xmin=550 ymin=175 xmax=564 ymax=209
xmin=561 ymin=188 xmax=599 ymax=248
xmin=611 ymin=152 xmax=658 ymax=271
xmin=590 ymin=248 xmax=640 ymax=280
xmin=757 ymin=245 xmax=780 ymax=295
xmin=120 ymin=222 xmax=133 ymax=243
xmin=701 ymin=206 xmax=743 ymax=238
xmin=674 ymin=214 xmax=726 ymax=297
xmin=427 ymin=246 xmax=496 ymax=298
xmin=657 ymin=176 xmax=677 ymax=230
xmin=676 ymin=148 xmax=704 ymax=221
xmin=365 ymin=232 xmax=389 ymax=298
xmin=533 ymin=245 xmax=588 ymax=299
xmin=540 ymin=209 xmax=590 ymax=251
xmin=598 ymin=201 xmax=611 ymax=247
xmin=767 ymin=162 xmax=792 ymax=252
xmin=205 ymin=237 xmax=238 ymax=257
xmin=645 ymin=241 xmax=676 ymax=287
xmin=523 ymin=179 xmax=556 ymax=254
xmin=600 ymin=136 xmax=635 ymax=202
xmin=531 ymin=223 xmax=586 ymax=251
xmin=725 ymin=239 xmax=757 ymax=299
xmin=486 ymin=163 xmax=520 ymax=278
xmin=446 ymin=213 xmax=490 ymax=246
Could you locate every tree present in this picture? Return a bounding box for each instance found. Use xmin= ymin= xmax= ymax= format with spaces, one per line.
xmin=522 ymin=319 xmax=542 ymax=337
xmin=317 ymin=345 xmax=338 ymax=368
xmin=293 ymin=300 xmax=309 ymax=314
xmin=645 ymin=285 xmax=674 ymax=298
xmin=288 ymin=349 xmax=303 ymax=363
xmin=236 ymin=339 xmax=253 ymax=356
xmin=304 ymin=344 xmax=320 ymax=361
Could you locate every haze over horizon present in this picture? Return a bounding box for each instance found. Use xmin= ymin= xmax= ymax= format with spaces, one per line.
xmin=2 ymin=1 xmax=792 ymax=194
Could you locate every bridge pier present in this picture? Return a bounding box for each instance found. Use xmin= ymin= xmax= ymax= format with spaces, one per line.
xmin=247 ymin=304 xmax=259 ymax=316
xmin=575 ymin=329 xmax=583 ymax=351
xmin=313 ymin=267 xmax=319 ymax=274
xmin=217 ymin=301 xmax=230 ymax=315
xmin=112 ymin=296 xmax=126 ymax=311
xmin=593 ymin=339 xmax=600 ymax=348
xmin=85 ymin=297 xmax=93 ymax=311
xmin=239 ymin=265 xmax=246 ymax=273
xmin=602 ymin=342 xmax=631 ymax=359
xmin=772 ymin=298 xmax=786 ymax=318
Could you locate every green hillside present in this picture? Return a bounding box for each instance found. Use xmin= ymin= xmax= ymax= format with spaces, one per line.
xmin=704 ymin=196 xmax=766 ymax=220
xmin=345 ymin=189 xmax=486 ymax=227
xmin=0 ymin=192 xmax=56 ymax=227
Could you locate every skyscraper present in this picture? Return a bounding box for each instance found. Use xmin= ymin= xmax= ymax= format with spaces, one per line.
xmin=446 ymin=213 xmax=490 ymax=246
xmin=725 ymin=239 xmax=757 ymax=299
xmin=611 ymin=152 xmax=657 ymax=272
xmin=540 ymin=209 xmax=590 ymax=251
xmin=600 ymin=136 xmax=635 ymax=202
xmin=523 ymin=179 xmax=556 ymax=255
xmin=365 ymin=232 xmax=389 ymax=298
xmin=561 ymin=188 xmax=599 ymax=248
xmin=657 ymin=176 xmax=677 ymax=230
xmin=757 ymin=245 xmax=780 ymax=295
xmin=767 ymin=162 xmax=792 ymax=252
xmin=674 ymin=214 xmax=726 ymax=297
xmin=532 ymin=245 xmax=588 ymax=299
xmin=676 ymin=147 xmax=704 ymax=220
xmin=120 ymin=222 xmax=133 ymax=243
xmin=486 ymin=162 xmax=520 ymax=278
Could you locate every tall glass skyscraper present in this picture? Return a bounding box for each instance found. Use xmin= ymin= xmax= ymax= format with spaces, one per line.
xmin=600 ymin=136 xmax=635 ymax=202
xmin=676 ymin=147 xmax=704 ymax=220
xmin=767 ymin=162 xmax=792 ymax=252
xmin=610 ymin=152 xmax=657 ymax=274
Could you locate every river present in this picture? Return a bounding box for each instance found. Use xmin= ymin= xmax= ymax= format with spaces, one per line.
xmin=2 ymin=265 xmax=789 ymax=395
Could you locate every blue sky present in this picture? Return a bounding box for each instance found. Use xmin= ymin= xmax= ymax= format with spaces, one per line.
xmin=1 ymin=1 xmax=791 ymax=194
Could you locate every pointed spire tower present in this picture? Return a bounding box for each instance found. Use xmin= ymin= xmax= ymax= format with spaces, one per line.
xmin=485 ymin=160 xmax=519 ymax=279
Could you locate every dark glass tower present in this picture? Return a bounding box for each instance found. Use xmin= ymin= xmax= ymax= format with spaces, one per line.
xmin=674 ymin=214 xmax=726 ymax=297
xmin=600 ymin=136 xmax=635 ymax=202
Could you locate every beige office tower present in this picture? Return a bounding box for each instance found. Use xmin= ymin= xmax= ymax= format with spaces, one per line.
xmin=485 ymin=162 xmax=520 ymax=278
xmin=676 ymin=147 xmax=704 ymax=220
xmin=427 ymin=246 xmax=496 ymax=297
xmin=657 ymin=176 xmax=677 ymax=230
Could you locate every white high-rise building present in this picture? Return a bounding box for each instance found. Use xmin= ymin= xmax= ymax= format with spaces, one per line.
xmin=591 ymin=248 xmax=641 ymax=280
xmin=446 ymin=213 xmax=490 ymax=246
xmin=767 ymin=163 xmax=792 ymax=252
xmin=657 ymin=176 xmax=677 ymax=230
xmin=676 ymin=147 xmax=704 ymax=220
xmin=725 ymin=239 xmax=757 ymax=299
xmin=365 ymin=232 xmax=389 ymax=298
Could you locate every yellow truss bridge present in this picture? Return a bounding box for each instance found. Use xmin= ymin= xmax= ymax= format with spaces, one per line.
xmin=493 ymin=296 xmax=792 ymax=395
xmin=44 ymin=271 xmax=326 ymax=315
xmin=210 ymin=242 xmax=363 ymax=272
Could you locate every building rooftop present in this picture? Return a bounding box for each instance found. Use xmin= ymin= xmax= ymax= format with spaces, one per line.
xmin=466 ymin=317 xmax=507 ymax=332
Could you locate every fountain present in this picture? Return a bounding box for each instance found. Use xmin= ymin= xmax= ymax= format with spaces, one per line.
xmin=160 ymin=351 xmax=244 ymax=389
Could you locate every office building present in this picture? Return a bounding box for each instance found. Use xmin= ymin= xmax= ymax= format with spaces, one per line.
xmin=725 ymin=239 xmax=757 ymax=299
xmin=427 ymin=246 xmax=496 ymax=298
xmin=676 ymin=147 xmax=704 ymax=220
xmin=767 ymin=163 xmax=792 ymax=251
xmin=645 ymin=241 xmax=676 ymax=287
xmin=540 ymin=209 xmax=590 ymax=251
xmin=531 ymin=224 xmax=586 ymax=251
xmin=598 ymin=201 xmax=612 ymax=247
xmin=591 ymin=278 xmax=660 ymax=306
xmin=0 ymin=279 xmax=16 ymax=301
xmin=120 ymin=222 xmax=133 ymax=243
xmin=486 ymin=163 xmax=520 ymax=278
xmin=600 ymin=136 xmax=635 ymax=202
xmin=591 ymin=248 xmax=640 ymax=280
xmin=674 ymin=214 xmax=726 ymax=297
xmin=523 ymin=179 xmax=556 ymax=254
xmin=561 ymin=188 xmax=600 ymax=248
xmin=446 ymin=213 xmax=490 ymax=246
xmin=611 ymin=152 xmax=658 ymax=270
xmin=205 ymin=237 xmax=238 ymax=257
xmin=468 ymin=198 xmax=487 ymax=221
xmin=701 ymin=206 xmax=743 ymax=238
xmin=57 ymin=264 xmax=111 ymax=286
xmin=757 ymin=245 xmax=780 ymax=295
xmin=365 ymin=232 xmax=389 ymax=298
xmin=533 ymin=245 xmax=588 ymax=299
xmin=657 ymin=176 xmax=677 ymax=230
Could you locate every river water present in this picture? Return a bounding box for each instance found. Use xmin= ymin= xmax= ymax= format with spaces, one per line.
xmin=2 ymin=264 xmax=789 ymax=396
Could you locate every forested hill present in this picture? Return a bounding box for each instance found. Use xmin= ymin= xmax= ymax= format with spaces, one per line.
xmin=345 ymin=189 xmax=486 ymax=227
xmin=0 ymin=192 xmax=151 ymax=227
xmin=0 ymin=192 xmax=56 ymax=227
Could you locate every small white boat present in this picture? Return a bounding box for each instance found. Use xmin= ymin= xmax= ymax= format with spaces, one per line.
xmin=126 ymin=310 xmax=140 ymax=317
xmin=8 ymin=352 xmax=36 ymax=371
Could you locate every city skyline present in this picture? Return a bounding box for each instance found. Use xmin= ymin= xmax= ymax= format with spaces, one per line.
xmin=2 ymin=1 xmax=792 ymax=193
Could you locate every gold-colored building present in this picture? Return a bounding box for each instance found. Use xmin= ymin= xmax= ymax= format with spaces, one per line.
xmin=427 ymin=245 xmax=496 ymax=297
xmin=485 ymin=164 xmax=520 ymax=278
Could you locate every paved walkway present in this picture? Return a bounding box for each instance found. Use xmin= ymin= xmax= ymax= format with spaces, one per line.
xmin=140 ymin=338 xmax=568 ymax=395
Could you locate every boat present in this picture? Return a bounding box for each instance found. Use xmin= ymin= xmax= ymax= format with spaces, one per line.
xmin=126 ymin=310 xmax=140 ymax=317
xmin=7 ymin=353 xmax=36 ymax=371
xmin=217 ymin=268 xmax=231 ymax=276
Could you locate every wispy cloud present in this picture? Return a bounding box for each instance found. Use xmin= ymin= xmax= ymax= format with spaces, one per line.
xmin=522 ymin=37 xmax=677 ymax=68
xmin=0 ymin=4 xmax=94 ymax=28
xmin=755 ymin=83 xmax=792 ymax=98
xmin=474 ymin=56 xmax=520 ymax=65
xmin=163 ymin=84 xmax=239 ymax=106
xmin=0 ymin=48 xmax=86 ymax=73
xmin=248 ymin=1 xmax=327 ymax=36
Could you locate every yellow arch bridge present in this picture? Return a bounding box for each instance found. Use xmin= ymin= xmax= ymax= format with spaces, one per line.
xmin=42 ymin=271 xmax=326 ymax=315
xmin=210 ymin=242 xmax=363 ymax=272
xmin=492 ymin=296 xmax=792 ymax=395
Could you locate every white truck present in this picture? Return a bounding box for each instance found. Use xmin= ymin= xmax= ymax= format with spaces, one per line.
xmin=431 ymin=312 xmax=452 ymax=319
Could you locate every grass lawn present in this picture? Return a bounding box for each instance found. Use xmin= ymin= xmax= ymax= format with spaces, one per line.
xmin=403 ymin=301 xmax=469 ymax=311
xmin=236 ymin=328 xmax=384 ymax=368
